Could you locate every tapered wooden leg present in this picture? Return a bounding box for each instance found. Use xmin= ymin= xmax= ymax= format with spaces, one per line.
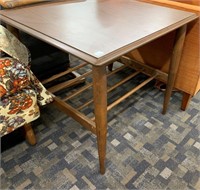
xmin=23 ymin=123 xmax=36 ymax=145
xmin=181 ymin=92 xmax=192 ymax=111
xmin=162 ymin=25 xmax=187 ymax=114
xmin=92 ymin=65 xmax=107 ymax=174
xmin=108 ymin=63 xmax=114 ymax=71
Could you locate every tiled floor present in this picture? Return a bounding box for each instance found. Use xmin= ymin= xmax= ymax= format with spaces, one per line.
xmin=1 ymin=68 xmax=200 ymax=189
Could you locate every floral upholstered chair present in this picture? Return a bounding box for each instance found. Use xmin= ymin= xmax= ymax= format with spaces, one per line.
xmin=0 ymin=25 xmax=53 ymax=145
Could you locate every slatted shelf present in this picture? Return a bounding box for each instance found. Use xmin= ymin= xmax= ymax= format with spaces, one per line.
xmin=42 ymin=57 xmax=166 ymax=133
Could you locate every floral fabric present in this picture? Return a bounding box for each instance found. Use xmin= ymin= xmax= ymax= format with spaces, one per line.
xmin=0 ymin=89 xmax=40 ymax=136
xmin=0 ymin=25 xmax=30 ymax=65
xmin=0 ymin=25 xmax=53 ymax=136
xmin=0 ymin=57 xmax=31 ymax=98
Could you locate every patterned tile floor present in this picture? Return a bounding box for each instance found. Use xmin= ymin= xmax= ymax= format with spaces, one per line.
xmin=1 ymin=66 xmax=200 ymax=190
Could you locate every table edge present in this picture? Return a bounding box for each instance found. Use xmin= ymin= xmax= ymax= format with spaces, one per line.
xmin=0 ymin=13 xmax=198 ymax=66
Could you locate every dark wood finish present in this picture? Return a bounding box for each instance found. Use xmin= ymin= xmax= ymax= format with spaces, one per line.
xmin=92 ymin=65 xmax=107 ymax=174
xmin=108 ymin=63 xmax=114 ymax=71
xmin=0 ymin=0 xmax=197 ymax=65
xmin=23 ymin=123 xmax=36 ymax=145
xmin=0 ymin=0 xmax=198 ymax=173
xmin=163 ymin=25 xmax=187 ymax=114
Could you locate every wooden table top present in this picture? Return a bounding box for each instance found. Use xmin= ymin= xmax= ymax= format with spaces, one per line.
xmin=0 ymin=0 xmax=198 ymax=65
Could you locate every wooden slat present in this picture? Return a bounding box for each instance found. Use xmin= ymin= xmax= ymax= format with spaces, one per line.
xmin=107 ymin=75 xmax=156 ymax=111
xmin=120 ymin=56 xmax=168 ymax=82
xmin=77 ymin=70 xmax=141 ymax=111
xmin=77 ymin=99 xmax=93 ymax=111
xmin=63 ymin=64 xmax=127 ymax=101
xmin=53 ymin=96 xmax=96 ymax=134
xmin=48 ymin=70 xmax=92 ymax=93
xmin=108 ymin=70 xmax=141 ymax=92
xmin=63 ymin=83 xmax=93 ymax=101
xmin=42 ymin=62 xmax=88 ymax=84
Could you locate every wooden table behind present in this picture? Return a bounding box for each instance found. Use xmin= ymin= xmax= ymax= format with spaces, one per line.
xmin=128 ymin=0 xmax=199 ymax=110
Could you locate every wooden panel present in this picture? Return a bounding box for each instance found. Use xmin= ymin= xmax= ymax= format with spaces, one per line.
xmin=176 ymin=18 xmax=199 ymax=95
xmin=130 ymin=0 xmax=200 ymax=95
xmin=126 ymin=32 xmax=175 ymax=71
xmin=196 ymin=77 xmax=200 ymax=94
xmin=140 ymin=0 xmax=200 ymax=11
xmin=172 ymin=0 xmax=200 ymax=6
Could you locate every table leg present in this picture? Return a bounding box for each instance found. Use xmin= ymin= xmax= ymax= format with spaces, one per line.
xmin=162 ymin=25 xmax=187 ymax=114
xmin=92 ymin=65 xmax=107 ymax=174
xmin=181 ymin=92 xmax=192 ymax=111
xmin=23 ymin=123 xmax=36 ymax=145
